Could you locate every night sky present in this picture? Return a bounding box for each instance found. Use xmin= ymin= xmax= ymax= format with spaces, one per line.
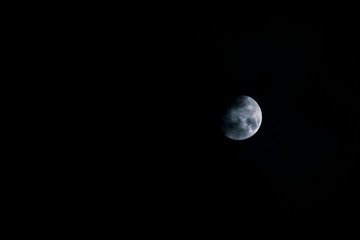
xmin=138 ymin=12 xmax=360 ymax=232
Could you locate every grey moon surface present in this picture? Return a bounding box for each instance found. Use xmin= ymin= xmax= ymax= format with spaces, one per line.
xmin=221 ymin=95 xmax=262 ymax=140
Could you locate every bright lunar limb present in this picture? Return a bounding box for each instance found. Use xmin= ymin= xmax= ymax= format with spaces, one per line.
xmin=221 ymin=95 xmax=262 ymax=140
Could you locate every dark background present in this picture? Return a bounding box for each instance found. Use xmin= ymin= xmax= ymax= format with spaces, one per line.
xmin=15 ymin=5 xmax=360 ymax=236
xmin=131 ymin=11 xmax=360 ymax=232
xmin=80 ymin=9 xmax=360 ymax=234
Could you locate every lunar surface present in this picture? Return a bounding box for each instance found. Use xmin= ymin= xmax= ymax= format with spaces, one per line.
xmin=221 ymin=95 xmax=262 ymax=140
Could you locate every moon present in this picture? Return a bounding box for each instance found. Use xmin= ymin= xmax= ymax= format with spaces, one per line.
xmin=221 ymin=95 xmax=262 ymax=140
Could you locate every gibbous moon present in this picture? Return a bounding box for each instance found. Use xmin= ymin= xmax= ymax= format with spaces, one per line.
xmin=221 ymin=95 xmax=262 ymax=140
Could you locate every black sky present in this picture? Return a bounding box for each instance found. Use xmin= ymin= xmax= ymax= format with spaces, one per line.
xmin=138 ymin=12 xmax=360 ymax=232
xmin=22 ymin=4 xmax=360 ymax=237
